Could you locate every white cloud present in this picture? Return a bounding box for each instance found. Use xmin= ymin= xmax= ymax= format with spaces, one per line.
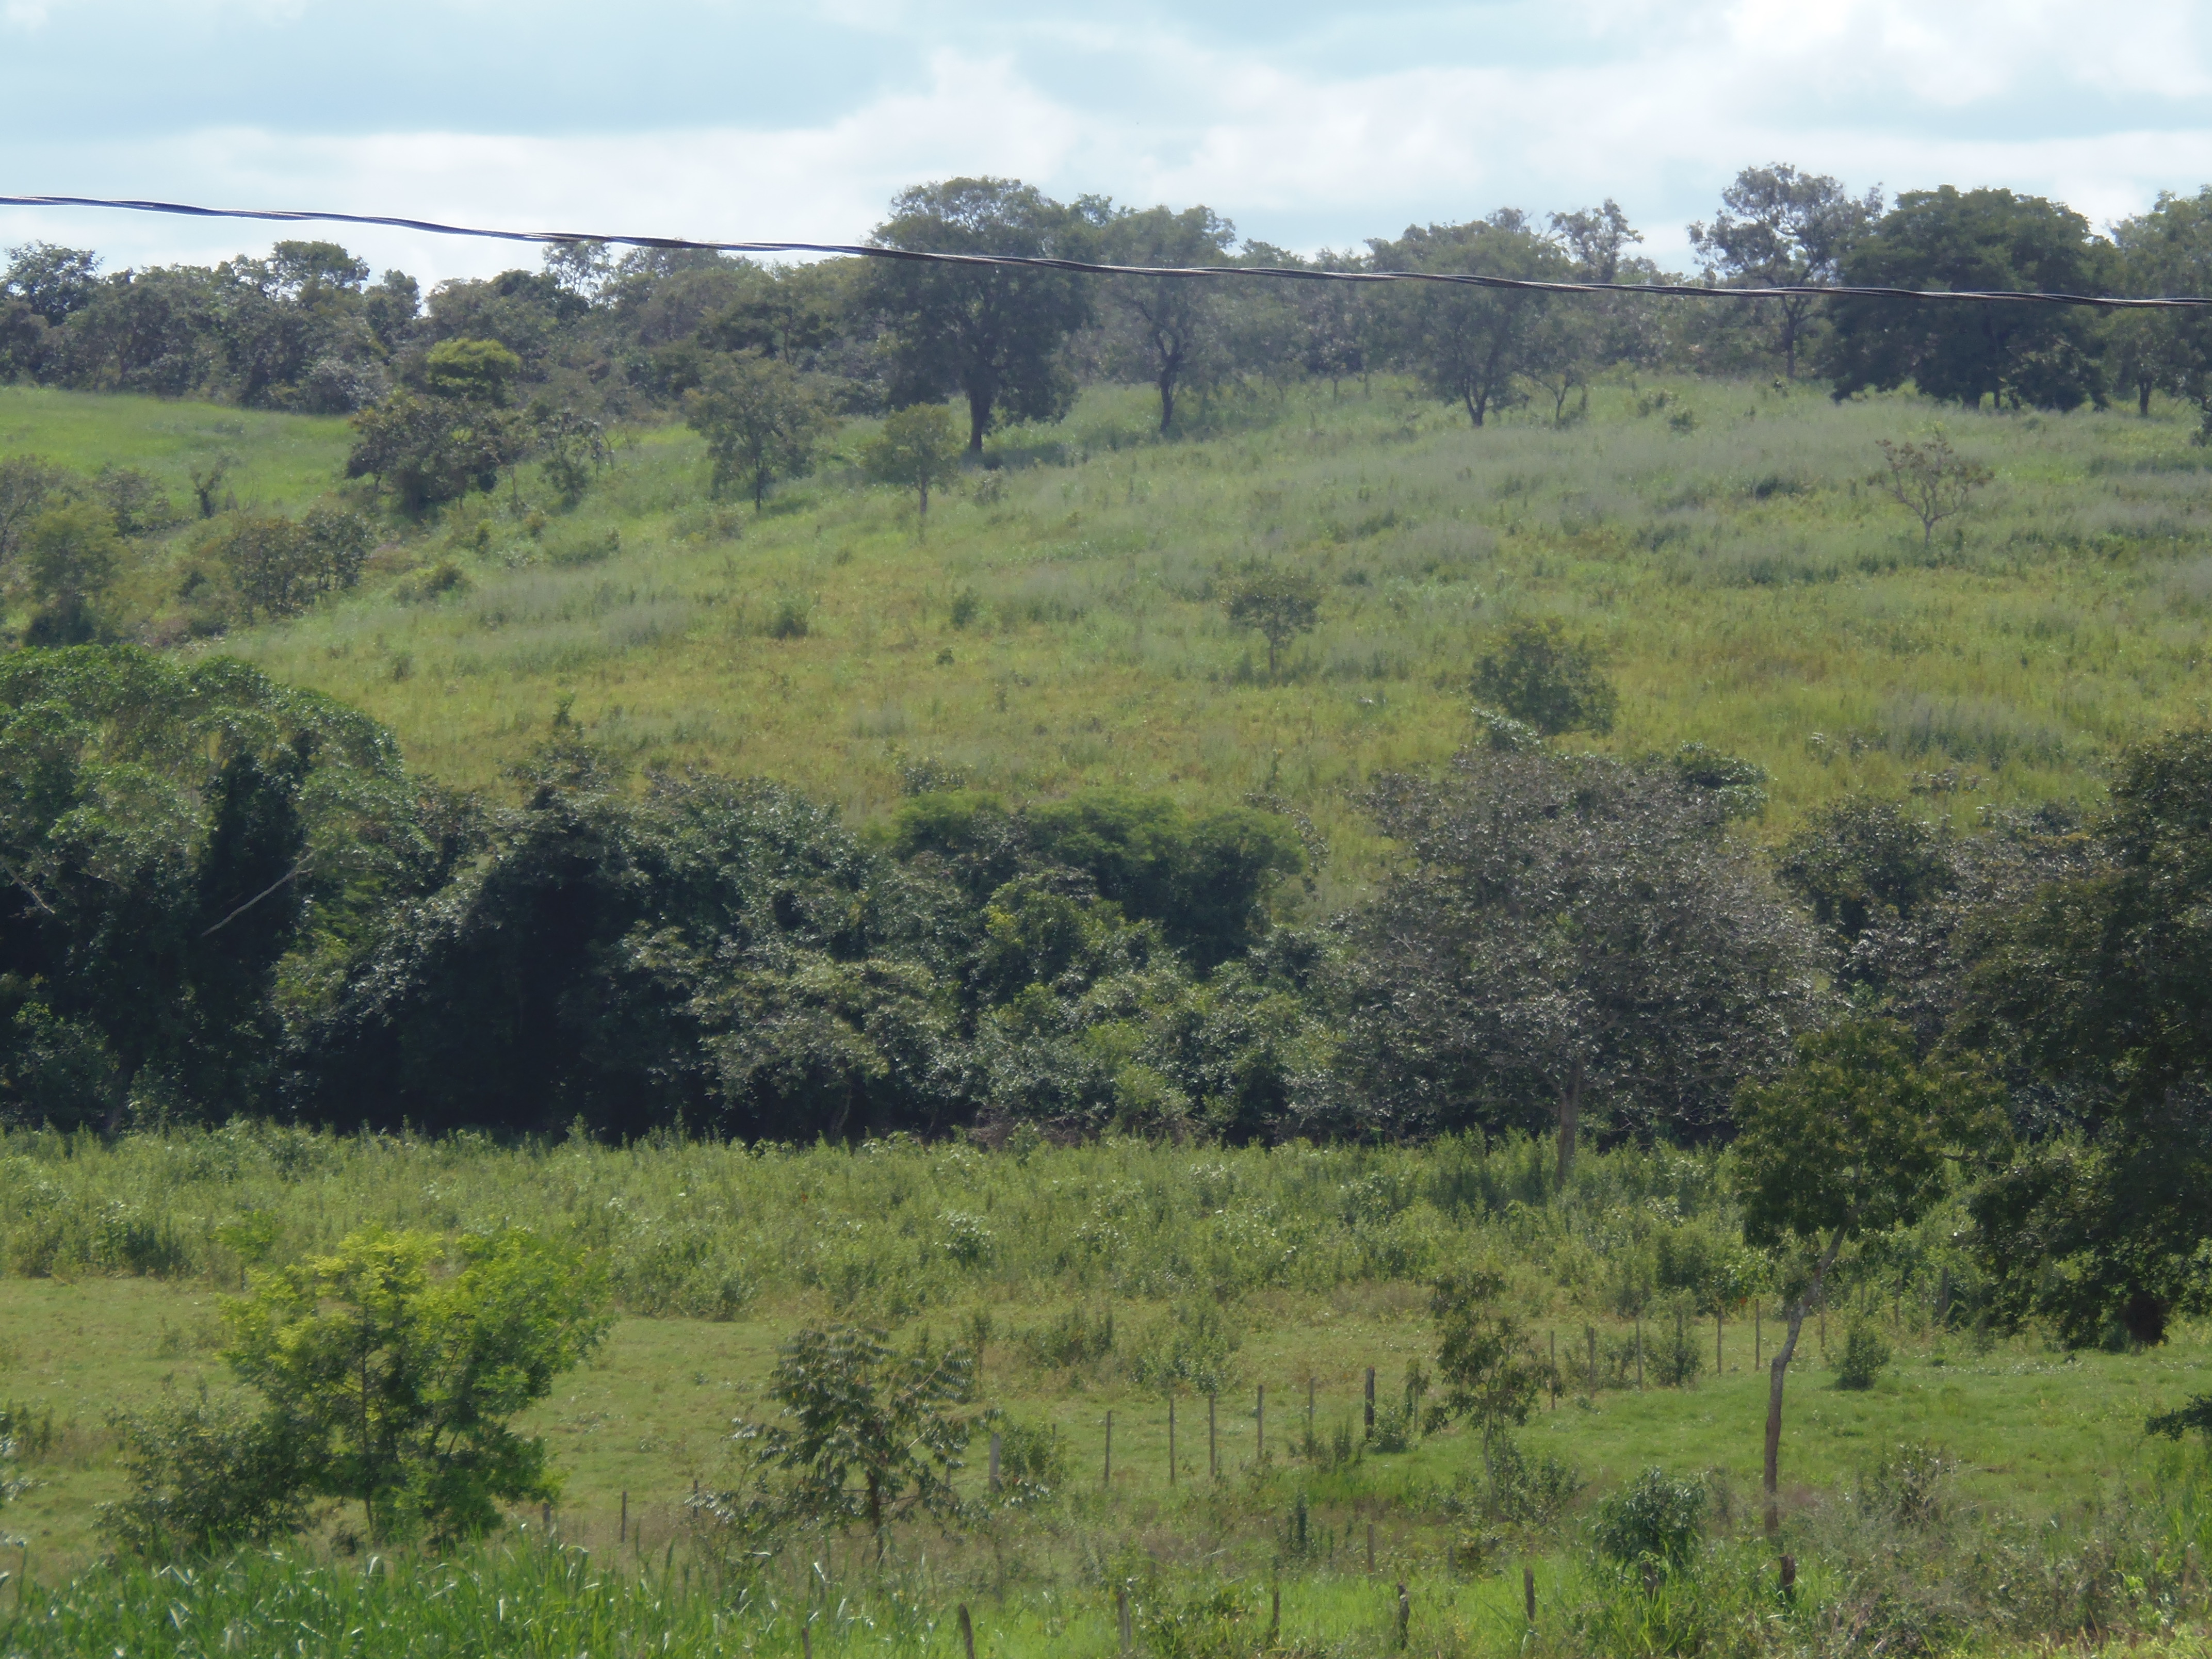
xmin=3 ymin=1 xmax=51 ymax=28
xmin=10 ymin=1 xmax=2212 ymax=280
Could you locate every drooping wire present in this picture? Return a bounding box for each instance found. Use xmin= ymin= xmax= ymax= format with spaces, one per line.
xmin=1 ymin=191 xmax=2205 ymax=309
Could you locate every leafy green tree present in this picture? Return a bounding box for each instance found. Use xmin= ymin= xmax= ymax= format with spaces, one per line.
xmin=1371 ymin=212 xmax=1577 ymax=426
xmin=1430 ymin=1266 xmax=1545 ymax=1453
xmin=0 ymin=453 xmax=71 ymax=567
xmin=419 ymin=336 xmax=522 ymax=406
xmin=1224 ymin=565 xmax=1321 ymax=679
xmin=702 ymin=1323 xmax=979 ymax=1559
xmin=0 ymin=647 xmax=433 ymax=1129
xmin=2109 ymin=189 xmax=2212 ymax=428
xmin=3 ymin=242 xmax=102 ymax=326
xmin=1824 ymin=187 xmax=2109 ymax=411
xmin=345 ymin=390 xmax=522 ymax=513
xmin=210 ymin=509 xmax=375 ymax=621
xmin=685 ymin=350 xmax=834 ymax=509
xmin=21 ymin=499 xmax=120 ymax=643
xmin=866 ymin=178 xmax=1093 ymax=452
xmin=1345 ymin=745 xmax=1820 ymax=1176
xmin=101 ymin=1395 xmax=315 ymax=1556
xmin=1958 ymin=730 xmax=2212 ymax=1347
xmin=1099 ymin=204 xmax=1238 ymax=432
xmin=1734 ymin=1019 xmax=1999 ymax=1525
xmin=1471 ymin=617 xmax=1618 ymax=736
xmin=222 ymin=1226 xmax=610 ymax=1543
xmin=1775 ymin=796 xmax=1955 ymax=954
xmin=862 ymin=404 xmax=964 ymax=533
xmin=1689 ymin=166 xmax=1882 ymax=380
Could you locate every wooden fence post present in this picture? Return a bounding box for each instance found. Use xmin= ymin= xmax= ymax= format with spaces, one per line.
xmin=1524 ymin=1566 xmax=1537 ymax=1623
xmin=959 ymin=1604 xmax=978 ymax=1659
xmin=1209 ymin=1392 xmax=1218 ymax=1479
xmin=1256 ymin=1384 xmax=1265 ymax=1462
xmin=1587 ymin=1325 xmax=1597 ymax=1394
xmin=1167 ymin=1395 xmax=1176 ymax=1487
xmin=1635 ymin=1318 xmax=1644 ymax=1391
xmin=620 ymin=1490 xmax=628 ymax=1544
xmin=1116 ymin=1586 xmax=1132 ymax=1655
xmin=1367 ymin=1520 xmax=1376 ymax=1575
xmin=989 ymin=1432 xmax=1002 ymax=1491
xmin=1396 ymin=1582 xmax=1410 ymax=1649
xmin=1364 ymin=1367 xmax=1376 ymax=1435
xmin=1103 ymin=1411 xmax=1113 ymax=1488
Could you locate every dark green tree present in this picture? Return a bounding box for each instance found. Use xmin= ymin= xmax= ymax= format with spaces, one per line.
xmin=1371 ymin=212 xmax=1577 ymax=426
xmin=1430 ymin=1266 xmax=1545 ymax=1451
xmin=1958 ymin=729 xmax=2212 ymax=1347
xmin=1824 ymin=187 xmax=2110 ymax=411
xmin=1471 ymin=617 xmax=1618 ymax=736
xmin=1344 ymin=745 xmax=1820 ymax=1177
xmin=1098 ymin=204 xmax=1238 ymax=432
xmin=866 ymin=178 xmax=1093 ymax=452
xmin=686 ymin=350 xmax=834 ymax=508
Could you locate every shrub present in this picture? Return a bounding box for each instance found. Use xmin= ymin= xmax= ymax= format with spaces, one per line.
xmin=1471 ymin=616 xmax=1618 ymax=736
xmin=100 ymin=1395 xmax=315 ymax=1556
xmin=1835 ymin=1320 xmax=1893 ymax=1390
xmin=1593 ymin=1466 xmax=1707 ymax=1571
xmin=1863 ymin=1440 xmax=1953 ymax=1524
xmin=990 ymin=1417 xmax=1068 ymax=1508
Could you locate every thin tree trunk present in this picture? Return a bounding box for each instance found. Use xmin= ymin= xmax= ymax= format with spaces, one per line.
xmin=966 ymin=389 xmax=989 ymax=455
xmin=1555 ymin=1057 xmax=1583 ymax=1188
xmin=1764 ymin=1221 xmax=1849 ymax=1532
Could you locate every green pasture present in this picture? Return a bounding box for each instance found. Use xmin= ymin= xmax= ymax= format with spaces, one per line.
xmin=18 ymin=375 xmax=2212 ymax=894
xmin=0 ymin=383 xmax=351 ymax=508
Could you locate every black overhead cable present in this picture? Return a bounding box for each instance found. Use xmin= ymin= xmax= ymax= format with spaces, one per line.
xmin=3 ymin=191 xmax=2208 ymax=310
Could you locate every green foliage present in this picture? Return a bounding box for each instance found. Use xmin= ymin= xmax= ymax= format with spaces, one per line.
xmin=861 ymin=404 xmax=964 ymax=529
xmin=100 ymin=1393 xmax=314 ymax=1555
xmin=345 ymin=388 xmax=521 ymax=513
xmin=419 ymin=338 xmax=522 ymax=408
xmin=1875 ymin=430 xmax=1994 ymax=547
xmin=1647 ymin=1316 xmax=1705 ymax=1388
xmin=685 ymin=351 xmax=833 ymax=509
xmin=1592 ymin=1466 xmax=1707 ymax=1570
xmin=1371 ymin=213 xmax=1577 ymax=426
xmin=1833 ymin=1320 xmax=1892 ymax=1390
xmin=1860 ymin=1440 xmax=1951 ymax=1523
xmin=1430 ymin=1266 xmax=1543 ymax=1445
xmin=1775 ymin=796 xmax=1954 ymax=952
xmin=1827 ymin=186 xmax=2109 ymax=410
xmin=1223 ymin=564 xmax=1321 ymax=678
xmin=1964 ymin=729 xmax=2212 ymax=1347
xmin=1470 ymin=616 xmax=1618 ymax=737
xmin=1734 ymin=1019 xmax=2000 ymax=1252
xmin=221 ymin=1225 xmax=610 ymax=1544
xmin=1443 ymin=1433 xmax=1584 ymax=1528
xmin=701 ymin=1323 xmax=979 ymax=1548
xmin=21 ymin=498 xmax=119 ymax=641
xmin=196 ymin=507 xmax=374 ymax=623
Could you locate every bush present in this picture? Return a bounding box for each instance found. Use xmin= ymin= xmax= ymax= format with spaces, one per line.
xmin=100 ymin=1395 xmax=315 ymax=1557
xmin=990 ymin=1417 xmax=1068 ymax=1508
xmin=1836 ymin=1320 xmax=1892 ymax=1390
xmin=1442 ymin=1434 xmax=1583 ymax=1528
xmin=1471 ymin=617 xmax=1618 ymax=736
xmin=1649 ymin=1316 xmax=1705 ymax=1388
xmin=1862 ymin=1440 xmax=1953 ymax=1524
xmin=1593 ymin=1467 xmax=1706 ymax=1571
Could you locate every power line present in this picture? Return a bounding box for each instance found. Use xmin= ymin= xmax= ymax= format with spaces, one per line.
xmin=4 ymin=191 xmax=2208 ymax=310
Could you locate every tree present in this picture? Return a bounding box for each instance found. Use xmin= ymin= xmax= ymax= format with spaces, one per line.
xmin=1471 ymin=618 xmax=1618 ymax=736
xmin=700 ymin=1323 xmax=979 ymax=1559
xmin=686 ymin=351 xmax=834 ymax=509
xmin=862 ymin=404 xmax=964 ymax=533
xmin=21 ymin=500 xmax=120 ymax=642
xmin=1344 ymin=745 xmax=1821 ymax=1178
xmin=1430 ymin=1266 xmax=1545 ymax=1452
xmin=3 ymin=242 xmax=101 ymax=327
xmin=1774 ymin=796 xmax=1955 ymax=956
xmin=2109 ymin=190 xmax=2212 ymax=427
xmin=1957 ymin=730 xmax=2212 ymax=1347
xmin=1734 ymin=1019 xmax=1998 ymax=1528
xmin=221 ymin=1225 xmax=610 ymax=1544
xmin=1372 ymin=212 xmax=1578 ymax=426
xmin=209 ymin=508 xmax=375 ymax=621
xmin=1824 ymin=187 xmax=2109 ymax=411
xmin=1224 ymin=565 xmax=1321 ymax=678
xmin=867 ymin=178 xmax=1093 ymax=452
xmin=0 ymin=453 xmax=70 ymax=566
xmin=419 ymin=336 xmax=521 ymax=406
xmin=1874 ymin=431 xmax=1992 ymax=547
xmin=345 ymin=389 xmax=523 ymax=513
xmin=1099 ymin=204 xmax=1238 ymax=432
xmin=1689 ymin=166 xmax=1882 ymax=380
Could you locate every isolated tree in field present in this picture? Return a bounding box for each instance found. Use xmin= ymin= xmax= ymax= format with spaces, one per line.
xmin=1689 ymin=165 xmax=1881 ymax=379
xmin=1224 ymin=565 xmax=1321 ymax=678
xmin=867 ymin=178 xmax=1093 ymax=452
xmin=1099 ymin=203 xmax=1237 ymax=432
xmin=1874 ymin=431 xmax=1991 ymax=547
xmin=1430 ymin=1265 xmax=1545 ymax=1454
xmin=863 ymin=404 xmax=964 ymax=535
xmin=702 ymin=1323 xmax=979 ymax=1559
xmin=686 ymin=350 xmax=834 ymax=509
xmin=1472 ymin=617 xmax=1618 ymax=736
xmin=1345 ymin=745 xmax=1820 ymax=1179
xmin=1371 ymin=212 xmax=1576 ymax=426
xmin=222 ymin=1225 xmax=610 ymax=1544
xmin=186 ymin=454 xmax=234 ymax=519
xmin=1734 ymin=1019 xmax=1998 ymax=1530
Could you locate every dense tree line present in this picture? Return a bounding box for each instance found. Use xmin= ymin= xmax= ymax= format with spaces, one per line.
xmin=14 ymin=168 xmax=2212 ymax=508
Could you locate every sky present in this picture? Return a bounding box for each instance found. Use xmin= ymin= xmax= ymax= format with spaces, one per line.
xmin=3 ymin=0 xmax=2211 ymax=287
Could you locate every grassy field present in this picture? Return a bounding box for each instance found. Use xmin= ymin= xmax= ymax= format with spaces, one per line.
xmin=4 ymin=1125 xmax=2211 ymax=1658
xmin=14 ymin=375 xmax=2212 ymax=902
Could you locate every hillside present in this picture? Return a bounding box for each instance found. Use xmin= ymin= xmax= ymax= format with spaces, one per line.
xmin=19 ymin=376 xmax=2212 ymax=903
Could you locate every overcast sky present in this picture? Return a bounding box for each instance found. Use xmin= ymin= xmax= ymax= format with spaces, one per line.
xmin=4 ymin=0 xmax=2211 ymax=287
